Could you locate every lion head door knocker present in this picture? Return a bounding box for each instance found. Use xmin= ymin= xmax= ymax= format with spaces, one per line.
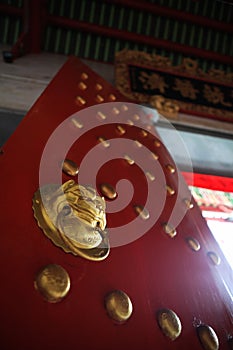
xmin=32 ymin=180 xmax=110 ymax=261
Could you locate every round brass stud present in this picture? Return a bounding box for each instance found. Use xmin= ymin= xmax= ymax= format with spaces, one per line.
xmin=133 ymin=114 xmax=140 ymax=120
xmin=166 ymin=164 xmax=176 ymax=174
xmin=157 ymin=308 xmax=182 ymax=341
xmin=95 ymin=83 xmax=103 ymax=91
xmin=95 ymin=94 xmax=104 ymax=103
xmin=34 ymin=264 xmax=70 ymax=303
xmin=100 ymin=183 xmax=117 ymax=200
xmin=116 ymin=125 xmax=126 ymax=135
xmin=197 ymin=324 xmax=219 ymax=350
xmin=146 ymin=125 xmax=152 ymax=131
xmin=62 ymin=159 xmax=79 ymax=176
xmin=207 ymin=251 xmax=221 ymax=266
xmin=109 ymin=94 xmax=116 ymax=101
xmin=97 ymin=111 xmax=107 ymax=120
xmin=121 ymin=104 xmax=129 ymax=112
xmin=166 ymin=185 xmax=175 ymax=196
xmin=112 ymin=107 xmax=120 ymax=115
xmin=134 ymin=140 xmax=142 ymax=148
xmin=78 ymin=81 xmax=87 ymax=90
xmin=71 ymin=118 xmax=83 ymax=129
xmin=98 ymin=137 xmax=110 ymax=148
xmin=81 ymin=72 xmax=88 ymax=80
xmin=140 ymin=129 xmax=148 ymax=137
xmin=127 ymin=119 xmax=134 ymax=125
xmin=154 ymin=140 xmax=161 ymax=147
xmin=186 ymin=237 xmax=201 ymax=251
xmin=134 ymin=205 xmax=150 ymax=220
xmin=75 ymin=96 xmax=86 ymax=106
xmin=151 ymin=152 xmax=159 ymax=160
xmin=124 ymin=154 xmax=134 ymax=165
xmin=163 ymin=223 xmax=177 ymax=238
xmin=184 ymin=198 xmax=194 ymax=209
xmin=105 ymin=290 xmax=133 ymax=322
xmin=146 ymin=172 xmax=155 ymax=181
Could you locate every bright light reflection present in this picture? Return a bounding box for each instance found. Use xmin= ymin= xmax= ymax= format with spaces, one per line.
xmin=207 ymin=220 xmax=233 ymax=270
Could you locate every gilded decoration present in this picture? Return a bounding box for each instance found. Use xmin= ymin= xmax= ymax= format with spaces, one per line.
xmin=115 ymin=50 xmax=233 ymax=122
xmin=33 ymin=180 xmax=110 ymax=261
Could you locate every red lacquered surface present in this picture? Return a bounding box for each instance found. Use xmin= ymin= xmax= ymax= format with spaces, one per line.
xmin=0 ymin=56 xmax=232 ymax=350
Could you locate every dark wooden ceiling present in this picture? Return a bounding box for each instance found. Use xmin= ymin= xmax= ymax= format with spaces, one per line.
xmin=0 ymin=0 xmax=233 ymax=72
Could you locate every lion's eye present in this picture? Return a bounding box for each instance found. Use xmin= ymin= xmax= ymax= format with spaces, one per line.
xmin=62 ymin=205 xmax=71 ymax=216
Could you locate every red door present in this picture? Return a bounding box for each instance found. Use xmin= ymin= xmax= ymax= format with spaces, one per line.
xmin=0 ymin=56 xmax=232 ymax=350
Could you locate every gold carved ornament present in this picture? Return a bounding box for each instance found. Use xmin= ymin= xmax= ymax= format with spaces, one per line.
xmin=149 ymin=95 xmax=180 ymax=118
xmin=33 ymin=180 xmax=110 ymax=261
xmin=115 ymin=50 xmax=233 ymax=121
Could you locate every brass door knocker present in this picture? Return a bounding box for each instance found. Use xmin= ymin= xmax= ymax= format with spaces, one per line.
xmin=33 ymin=180 xmax=110 ymax=261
